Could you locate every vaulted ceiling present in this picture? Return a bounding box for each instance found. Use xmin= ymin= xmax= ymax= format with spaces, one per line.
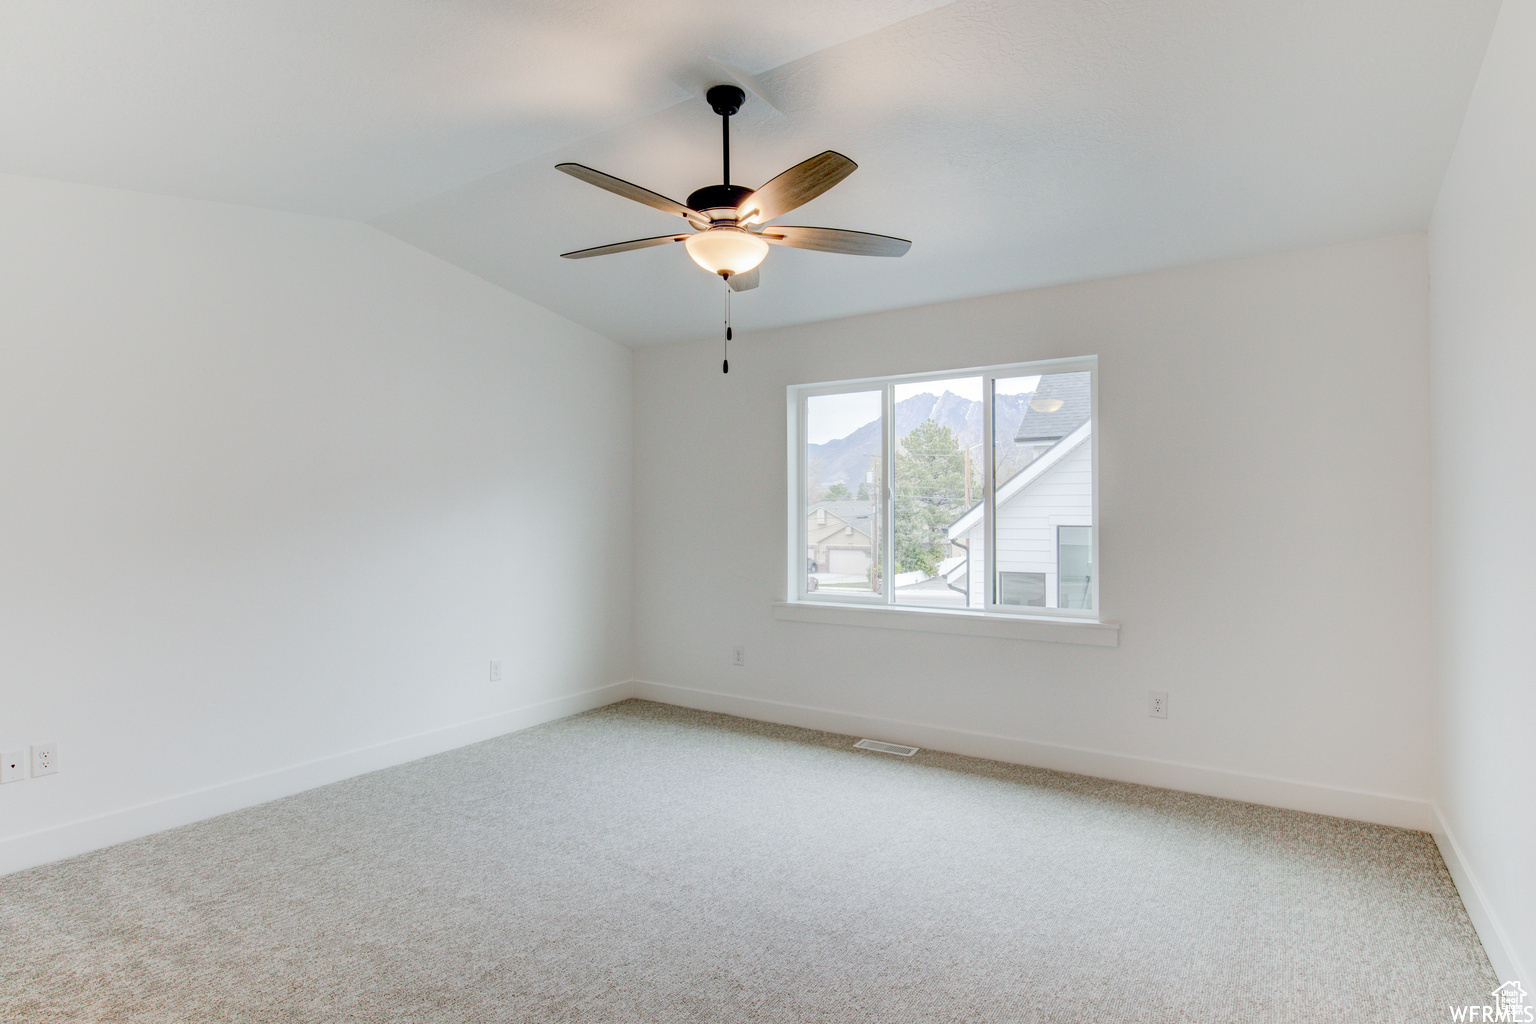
xmin=0 ymin=1 xmax=1499 ymax=345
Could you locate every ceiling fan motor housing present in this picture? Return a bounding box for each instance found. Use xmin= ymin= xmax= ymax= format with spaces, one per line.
xmin=687 ymin=183 xmax=754 ymax=222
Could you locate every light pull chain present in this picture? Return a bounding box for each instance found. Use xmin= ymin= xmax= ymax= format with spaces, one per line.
xmin=722 ymin=275 xmax=731 ymax=374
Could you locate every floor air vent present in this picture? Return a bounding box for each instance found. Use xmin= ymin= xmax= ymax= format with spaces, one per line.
xmin=854 ymin=738 xmax=919 ymax=757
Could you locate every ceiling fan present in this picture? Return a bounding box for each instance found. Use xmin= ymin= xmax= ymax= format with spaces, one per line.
xmin=556 ymin=85 xmax=911 ymax=370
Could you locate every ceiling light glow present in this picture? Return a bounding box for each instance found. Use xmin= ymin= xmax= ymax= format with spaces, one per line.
xmin=685 ymin=227 xmax=769 ymax=277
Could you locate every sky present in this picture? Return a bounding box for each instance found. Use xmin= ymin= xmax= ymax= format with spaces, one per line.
xmin=806 ymin=374 xmax=1042 ymax=445
xmin=806 ymin=390 xmax=880 ymax=445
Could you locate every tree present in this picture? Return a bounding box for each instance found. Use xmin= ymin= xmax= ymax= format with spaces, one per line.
xmin=823 ymin=482 xmax=851 ymax=501
xmin=893 ymin=419 xmax=974 ymax=576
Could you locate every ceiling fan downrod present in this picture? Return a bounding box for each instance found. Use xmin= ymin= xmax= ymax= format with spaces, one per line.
xmin=706 ymin=84 xmax=745 ymax=187
xmin=708 ymin=85 xmax=745 ymax=374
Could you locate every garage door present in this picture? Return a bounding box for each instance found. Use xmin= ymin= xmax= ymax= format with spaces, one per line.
xmin=828 ymin=547 xmax=872 ymax=574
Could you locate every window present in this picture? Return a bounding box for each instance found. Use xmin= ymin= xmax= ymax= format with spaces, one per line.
xmin=791 ymin=357 xmax=1097 ymax=618
xmin=1057 ymin=525 xmax=1093 ymax=609
xmin=999 ymin=572 xmax=1047 ymax=607
xmin=803 ymin=389 xmax=882 ymax=596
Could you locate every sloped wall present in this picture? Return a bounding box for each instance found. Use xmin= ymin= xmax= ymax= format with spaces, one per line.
xmin=0 ymin=174 xmax=634 ymax=874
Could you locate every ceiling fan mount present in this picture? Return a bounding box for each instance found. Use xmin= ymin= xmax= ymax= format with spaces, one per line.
xmin=705 ymin=84 xmax=746 ymax=118
xmin=690 ymin=86 xmax=752 ymax=217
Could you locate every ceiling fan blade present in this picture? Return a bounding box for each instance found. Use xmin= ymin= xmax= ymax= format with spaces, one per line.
xmin=727 ymin=267 xmax=759 ymax=292
xmin=759 ymin=226 xmax=911 ymax=257
xmin=556 ymin=163 xmax=705 ymax=225
xmin=737 ymin=151 xmax=857 ymax=224
xmin=560 ymin=234 xmax=688 ymax=259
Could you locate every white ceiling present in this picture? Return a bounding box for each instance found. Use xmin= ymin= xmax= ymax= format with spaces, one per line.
xmin=0 ymin=1 xmax=1499 ymax=345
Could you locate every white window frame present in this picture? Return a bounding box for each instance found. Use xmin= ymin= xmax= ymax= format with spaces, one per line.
xmin=787 ymin=355 xmax=1100 ymax=623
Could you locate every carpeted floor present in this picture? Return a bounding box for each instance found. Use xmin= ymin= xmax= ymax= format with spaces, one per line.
xmin=0 ymin=699 xmax=1497 ymax=1022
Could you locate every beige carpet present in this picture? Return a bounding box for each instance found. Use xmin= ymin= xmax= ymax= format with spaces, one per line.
xmin=0 ymin=699 xmax=1496 ymax=1022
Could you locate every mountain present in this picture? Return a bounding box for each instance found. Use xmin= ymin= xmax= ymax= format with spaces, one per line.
xmin=806 ymin=391 xmax=1035 ymax=493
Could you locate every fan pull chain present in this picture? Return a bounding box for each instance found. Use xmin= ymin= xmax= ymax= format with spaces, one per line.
xmin=722 ymin=276 xmax=731 ymax=374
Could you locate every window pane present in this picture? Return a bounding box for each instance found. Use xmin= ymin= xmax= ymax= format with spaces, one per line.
xmin=1057 ymin=525 xmax=1093 ymax=609
xmin=805 ymin=391 xmax=882 ymax=596
xmin=891 ymin=377 xmax=981 ymax=607
xmin=999 ymin=571 xmax=1046 ymax=607
xmin=992 ymin=370 xmax=1093 ymax=608
xmin=992 ymin=373 xmax=1043 ymax=491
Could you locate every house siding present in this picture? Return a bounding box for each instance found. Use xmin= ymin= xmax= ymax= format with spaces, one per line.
xmin=806 ymin=507 xmax=876 ymax=574
xmin=958 ymin=437 xmax=1092 ymax=608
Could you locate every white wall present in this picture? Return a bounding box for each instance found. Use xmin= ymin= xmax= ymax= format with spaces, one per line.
xmin=634 ymin=234 xmax=1434 ymax=828
xmin=1427 ymin=0 xmax=1536 ymax=985
xmin=0 ymin=174 xmax=633 ymax=874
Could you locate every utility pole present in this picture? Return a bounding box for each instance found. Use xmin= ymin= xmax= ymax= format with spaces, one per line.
xmin=963 ymin=441 xmax=981 ymax=505
xmin=864 ymin=454 xmax=879 ymax=593
xmin=964 ymin=444 xmax=971 ymax=505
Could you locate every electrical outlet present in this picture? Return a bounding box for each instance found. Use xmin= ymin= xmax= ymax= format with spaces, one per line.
xmin=0 ymin=749 xmax=25 ymax=784
xmin=489 ymin=660 xmax=503 ymax=682
xmin=1148 ymin=691 xmax=1168 ymax=719
xmin=732 ymin=645 xmax=744 ymax=667
xmin=31 ymin=742 xmax=59 ymax=777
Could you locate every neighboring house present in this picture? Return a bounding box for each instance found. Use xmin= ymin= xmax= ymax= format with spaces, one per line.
xmin=807 ymin=501 xmax=877 ymax=575
xmin=947 ymin=372 xmax=1093 ymax=609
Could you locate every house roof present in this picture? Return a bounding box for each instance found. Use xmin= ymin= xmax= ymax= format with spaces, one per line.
xmin=809 ymin=501 xmax=876 ymax=540
xmin=947 ymin=419 xmax=1092 ymax=539
xmin=1014 ymin=371 xmax=1091 ymax=443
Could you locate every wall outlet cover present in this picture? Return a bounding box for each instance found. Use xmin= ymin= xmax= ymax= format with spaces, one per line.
xmin=31 ymin=742 xmax=59 ymax=776
xmin=489 ymin=660 xmax=503 ymax=682
xmin=0 ymin=749 xmax=24 ymax=784
xmin=1148 ymin=691 xmax=1169 ymax=719
xmin=732 ymin=645 xmax=744 ymax=667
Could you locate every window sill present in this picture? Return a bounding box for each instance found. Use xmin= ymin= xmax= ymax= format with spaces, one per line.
xmin=772 ymin=601 xmax=1120 ymax=647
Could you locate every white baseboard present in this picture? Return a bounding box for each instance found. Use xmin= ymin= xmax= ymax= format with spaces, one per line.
xmin=1432 ymin=804 xmax=1527 ymax=985
xmin=632 ymin=680 xmax=1434 ymax=831
xmin=14 ymin=681 xmax=1512 ymax=982
xmin=0 ymin=681 xmax=636 ymax=879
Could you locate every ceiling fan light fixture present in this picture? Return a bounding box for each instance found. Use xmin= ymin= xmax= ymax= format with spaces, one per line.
xmin=684 ymin=227 xmax=769 ymax=277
